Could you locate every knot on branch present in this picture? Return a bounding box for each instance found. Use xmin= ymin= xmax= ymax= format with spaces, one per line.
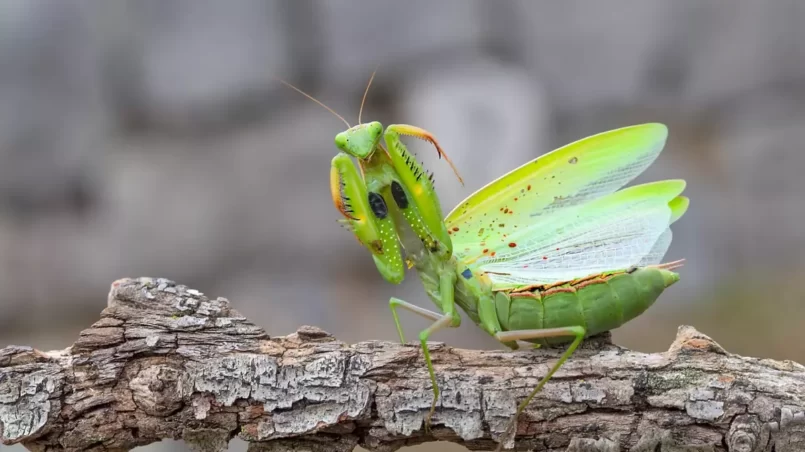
xmin=668 ymin=324 xmax=728 ymax=356
xmin=129 ymin=363 xmax=189 ymax=416
xmin=1 ymin=277 xmax=805 ymax=452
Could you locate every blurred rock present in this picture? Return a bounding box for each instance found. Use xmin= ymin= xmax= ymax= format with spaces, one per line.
xmin=0 ymin=0 xmax=108 ymax=217
xmin=680 ymin=1 xmax=805 ymax=110
xmin=0 ymin=103 xmax=362 ymax=337
xmin=107 ymin=0 xmax=292 ymax=132
xmin=396 ymin=55 xmax=550 ymax=213
xmin=513 ymin=0 xmax=680 ymax=112
xmin=314 ymin=0 xmax=492 ymax=92
xmin=711 ymin=91 xmax=805 ymax=274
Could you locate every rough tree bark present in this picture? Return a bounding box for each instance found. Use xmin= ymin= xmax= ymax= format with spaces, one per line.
xmin=1 ymin=277 xmax=804 ymax=452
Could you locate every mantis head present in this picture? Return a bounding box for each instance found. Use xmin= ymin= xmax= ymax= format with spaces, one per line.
xmin=334 ymin=121 xmax=383 ymax=159
xmin=277 ymin=74 xmax=409 ymax=284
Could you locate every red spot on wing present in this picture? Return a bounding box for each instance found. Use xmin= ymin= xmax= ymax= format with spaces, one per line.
xmin=508 ymin=242 xmax=517 ymax=248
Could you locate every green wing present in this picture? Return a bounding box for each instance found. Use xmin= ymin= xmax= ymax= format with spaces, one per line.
xmin=471 ymin=180 xmax=687 ymax=287
xmin=444 ymin=123 xmax=670 ymax=265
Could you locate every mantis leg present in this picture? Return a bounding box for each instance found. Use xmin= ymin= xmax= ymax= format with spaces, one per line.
xmin=385 ymin=124 xmax=464 ymax=185
xmin=382 ymin=125 xmax=457 ymax=258
xmin=388 ymin=297 xmax=443 ymax=343
xmin=387 ymin=270 xmax=459 ymax=432
xmin=493 ymin=326 xmax=586 ymax=452
xmin=419 ymin=313 xmax=455 ymax=432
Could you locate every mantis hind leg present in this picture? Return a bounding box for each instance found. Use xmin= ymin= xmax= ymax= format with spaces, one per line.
xmin=493 ymin=326 xmax=586 ymax=452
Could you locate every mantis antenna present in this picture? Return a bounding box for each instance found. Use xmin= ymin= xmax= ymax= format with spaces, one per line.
xmin=280 ymin=72 xmax=466 ymax=186
xmin=358 ymin=68 xmax=377 ymax=124
xmin=276 ymin=78 xmax=351 ymax=128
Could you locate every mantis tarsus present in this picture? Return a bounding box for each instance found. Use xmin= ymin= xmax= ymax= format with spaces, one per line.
xmin=283 ymin=73 xmax=688 ymax=450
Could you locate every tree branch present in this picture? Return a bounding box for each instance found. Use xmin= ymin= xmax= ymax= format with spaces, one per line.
xmin=1 ymin=278 xmax=804 ymax=452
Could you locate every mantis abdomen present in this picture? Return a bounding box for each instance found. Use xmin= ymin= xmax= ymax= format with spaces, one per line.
xmin=495 ymin=267 xmax=679 ymax=346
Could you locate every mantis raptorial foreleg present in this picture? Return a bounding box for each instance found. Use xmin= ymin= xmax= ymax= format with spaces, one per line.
xmin=383 ymin=124 xmax=460 ymax=258
xmin=384 ymin=124 xmax=464 ymax=185
xmin=330 ymin=152 xmax=405 ymax=283
xmin=492 ymin=326 xmax=587 ymax=452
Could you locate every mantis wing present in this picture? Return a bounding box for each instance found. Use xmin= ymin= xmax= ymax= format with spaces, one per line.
xmin=635 ymin=195 xmax=689 ymax=267
xmin=445 ymin=123 xmax=669 ymax=263
xmin=472 ymin=181 xmax=688 ymax=287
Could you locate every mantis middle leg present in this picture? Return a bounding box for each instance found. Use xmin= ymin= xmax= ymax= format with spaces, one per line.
xmin=387 ymin=269 xmax=460 ymax=432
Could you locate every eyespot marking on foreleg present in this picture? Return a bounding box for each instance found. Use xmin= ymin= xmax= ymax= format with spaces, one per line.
xmin=368 ymin=192 xmax=388 ymax=219
xmin=391 ymin=181 xmax=409 ymax=209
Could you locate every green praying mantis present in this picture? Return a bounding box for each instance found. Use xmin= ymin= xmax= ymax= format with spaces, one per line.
xmin=281 ymin=73 xmax=688 ymax=450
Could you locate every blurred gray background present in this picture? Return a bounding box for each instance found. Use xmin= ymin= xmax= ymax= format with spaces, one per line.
xmin=2 ymin=1 xmax=805 ymax=451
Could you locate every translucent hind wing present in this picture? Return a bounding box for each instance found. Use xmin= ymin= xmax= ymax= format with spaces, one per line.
xmin=634 ymin=194 xmax=687 ymax=267
xmin=637 ymin=228 xmax=673 ymax=267
xmin=473 ymin=180 xmax=685 ymax=285
xmin=478 ymin=206 xmax=671 ymax=285
xmin=446 ymin=124 xmax=669 ymax=263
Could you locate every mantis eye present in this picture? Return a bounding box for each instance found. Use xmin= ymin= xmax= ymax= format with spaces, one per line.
xmin=334 ymin=132 xmax=349 ymax=152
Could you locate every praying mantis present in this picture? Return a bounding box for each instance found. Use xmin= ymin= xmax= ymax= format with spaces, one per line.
xmin=281 ymin=73 xmax=688 ymax=450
